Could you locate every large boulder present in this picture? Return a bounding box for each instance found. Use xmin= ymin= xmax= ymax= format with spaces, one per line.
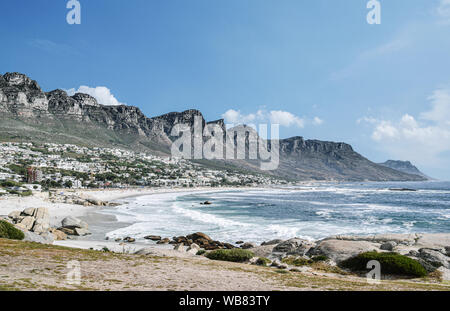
xmin=22 ymin=231 xmax=53 ymax=244
xmin=186 ymin=243 xmax=200 ymax=254
xmin=74 ymin=227 xmax=91 ymax=236
xmin=61 ymin=216 xmax=88 ymax=229
xmin=157 ymin=238 xmax=170 ymax=244
xmin=49 ymin=228 xmax=67 ymax=240
xmin=174 ymin=243 xmax=186 ymax=252
xmin=324 ymin=233 xmax=418 ymax=245
xmin=144 ymin=235 xmax=161 ymax=241
xmin=186 ymin=232 xmax=212 ymax=242
xmin=248 ymin=245 xmax=276 ymax=258
xmin=32 ymin=218 xmax=50 ymax=234
xmin=19 ymin=216 xmax=35 ymax=231
xmin=261 ymin=239 xmax=283 ymax=246
xmin=273 ymin=238 xmax=315 ymax=256
xmin=8 ymin=210 xmax=21 ymax=221
xmin=240 ymin=242 xmax=256 ymax=249
xmin=21 ymin=208 xmax=36 ymax=217
xmin=418 ymin=249 xmax=449 ymax=269
xmin=380 ymin=241 xmax=397 ymax=251
xmin=310 ymin=240 xmax=379 ymax=263
xmin=33 ymin=207 xmax=49 ymax=221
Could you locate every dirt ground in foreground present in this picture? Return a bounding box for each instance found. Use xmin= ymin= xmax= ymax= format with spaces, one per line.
xmin=0 ymin=239 xmax=449 ymax=291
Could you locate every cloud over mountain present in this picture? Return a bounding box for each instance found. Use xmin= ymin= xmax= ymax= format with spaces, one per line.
xmin=359 ymin=87 xmax=450 ymax=168
xmin=222 ymin=109 xmax=322 ymax=128
xmin=66 ymin=86 xmax=125 ymax=106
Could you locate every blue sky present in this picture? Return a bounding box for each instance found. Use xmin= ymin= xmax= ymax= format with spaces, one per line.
xmin=1 ymin=0 xmax=450 ymax=179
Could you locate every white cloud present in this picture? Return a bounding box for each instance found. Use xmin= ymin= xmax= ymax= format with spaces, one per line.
xmin=436 ymin=0 xmax=450 ymax=23
xmin=421 ymin=88 xmax=450 ymax=124
xmin=221 ymin=109 xmax=319 ymax=129
xmin=359 ymin=87 xmax=450 ymax=167
xmin=269 ymin=110 xmax=305 ymax=128
xmin=222 ymin=109 xmax=257 ymax=125
xmin=66 ymin=86 xmax=125 ymax=106
xmin=313 ymin=117 xmax=324 ymax=126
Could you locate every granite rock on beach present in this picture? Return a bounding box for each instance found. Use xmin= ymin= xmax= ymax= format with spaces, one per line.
xmin=245 ymin=233 xmax=450 ymax=279
xmin=1 ymin=206 xmax=94 ymax=242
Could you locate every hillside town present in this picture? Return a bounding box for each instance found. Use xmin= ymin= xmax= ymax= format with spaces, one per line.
xmin=0 ymin=142 xmax=286 ymax=196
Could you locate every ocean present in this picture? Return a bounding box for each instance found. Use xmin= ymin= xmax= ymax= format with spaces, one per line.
xmin=101 ymin=181 xmax=450 ymax=244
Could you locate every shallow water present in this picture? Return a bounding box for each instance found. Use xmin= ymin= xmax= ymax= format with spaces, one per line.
xmin=101 ymin=181 xmax=450 ymax=244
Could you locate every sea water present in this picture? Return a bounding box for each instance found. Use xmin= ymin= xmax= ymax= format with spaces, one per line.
xmin=102 ymin=181 xmax=450 ymax=244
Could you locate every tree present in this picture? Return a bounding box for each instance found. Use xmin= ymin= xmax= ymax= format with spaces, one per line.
xmin=64 ymin=180 xmax=73 ymax=188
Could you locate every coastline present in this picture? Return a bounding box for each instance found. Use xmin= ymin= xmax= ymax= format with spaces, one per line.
xmin=1 ymin=184 xmax=450 ymax=290
xmin=1 ymin=186 xmax=266 ymax=250
xmin=2 ymin=182 xmax=449 ymax=249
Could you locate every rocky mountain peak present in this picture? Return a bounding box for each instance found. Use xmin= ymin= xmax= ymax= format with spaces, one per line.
xmin=71 ymin=93 xmax=100 ymax=106
xmin=0 ymin=72 xmax=429 ymax=181
xmin=2 ymin=72 xmax=40 ymax=89
xmin=379 ymin=160 xmax=430 ymax=179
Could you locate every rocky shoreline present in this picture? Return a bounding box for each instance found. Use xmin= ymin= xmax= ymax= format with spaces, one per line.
xmin=110 ymin=230 xmax=450 ymax=281
xmin=1 ymin=189 xmax=449 ymax=283
xmin=2 ymin=204 xmax=449 ymax=281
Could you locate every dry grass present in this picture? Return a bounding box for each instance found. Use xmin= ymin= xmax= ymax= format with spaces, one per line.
xmin=0 ymin=239 xmax=449 ymax=291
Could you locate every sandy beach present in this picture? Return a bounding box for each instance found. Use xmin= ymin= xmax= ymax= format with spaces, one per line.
xmin=0 ymin=186 xmax=260 ymax=250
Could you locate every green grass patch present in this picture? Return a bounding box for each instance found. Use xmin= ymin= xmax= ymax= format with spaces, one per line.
xmin=206 ymin=249 xmax=254 ymax=263
xmin=0 ymin=221 xmax=24 ymax=240
xmin=196 ymin=250 xmax=206 ymax=256
xmin=340 ymin=252 xmax=427 ymax=277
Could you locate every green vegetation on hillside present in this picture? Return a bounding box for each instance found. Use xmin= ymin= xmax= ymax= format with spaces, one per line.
xmin=0 ymin=221 xmax=25 ymax=240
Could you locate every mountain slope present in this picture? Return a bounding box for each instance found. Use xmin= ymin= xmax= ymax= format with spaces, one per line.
xmin=379 ymin=160 xmax=430 ymax=180
xmin=0 ymin=72 xmax=426 ymax=182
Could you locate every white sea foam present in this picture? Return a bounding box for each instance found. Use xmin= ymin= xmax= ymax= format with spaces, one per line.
xmin=101 ymin=183 xmax=450 ymax=243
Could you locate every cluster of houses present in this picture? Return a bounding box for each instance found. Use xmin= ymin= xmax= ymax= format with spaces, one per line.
xmin=0 ymin=142 xmax=286 ymax=193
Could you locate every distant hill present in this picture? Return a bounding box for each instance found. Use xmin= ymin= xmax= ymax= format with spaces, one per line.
xmin=0 ymin=72 xmax=427 ymax=182
xmin=379 ymin=160 xmax=431 ymax=180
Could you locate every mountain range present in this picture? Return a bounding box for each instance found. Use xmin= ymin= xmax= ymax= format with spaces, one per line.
xmin=0 ymin=72 xmax=428 ymax=182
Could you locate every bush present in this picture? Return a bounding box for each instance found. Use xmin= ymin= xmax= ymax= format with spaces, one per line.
xmin=256 ymin=257 xmax=272 ymax=266
xmin=311 ymin=255 xmax=328 ymax=262
xmin=196 ymin=250 xmax=206 ymax=256
xmin=281 ymin=255 xmax=328 ymax=266
xmin=206 ymin=249 xmax=254 ymax=263
xmin=0 ymin=220 xmax=25 ymax=240
xmin=340 ymin=252 xmax=427 ymax=277
xmin=0 ymin=180 xmax=22 ymax=188
xmin=282 ymin=256 xmax=311 ymax=266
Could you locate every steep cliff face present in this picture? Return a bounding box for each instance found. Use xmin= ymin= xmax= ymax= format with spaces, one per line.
xmin=0 ymin=72 xmax=427 ymax=181
xmin=0 ymin=73 xmax=49 ymax=115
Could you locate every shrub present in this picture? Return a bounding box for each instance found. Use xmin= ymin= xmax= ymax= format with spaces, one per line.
xmin=311 ymin=255 xmax=328 ymax=262
xmin=282 ymin=256 xmax=311 ymax=266
xmin=340 ymin=251 xmax=427 ymax=277
xmin=0 ymin=220 xmax=25 ymax=240
xmin=206 ymin=249 xmax=254 ymax=263
xmin=196 ymin=250 xmax=206 ymax=256
xmin=256 ymin=257 xmax=271 ymax=266
xmin=282 ymin=255 xmax=329 ymax=267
